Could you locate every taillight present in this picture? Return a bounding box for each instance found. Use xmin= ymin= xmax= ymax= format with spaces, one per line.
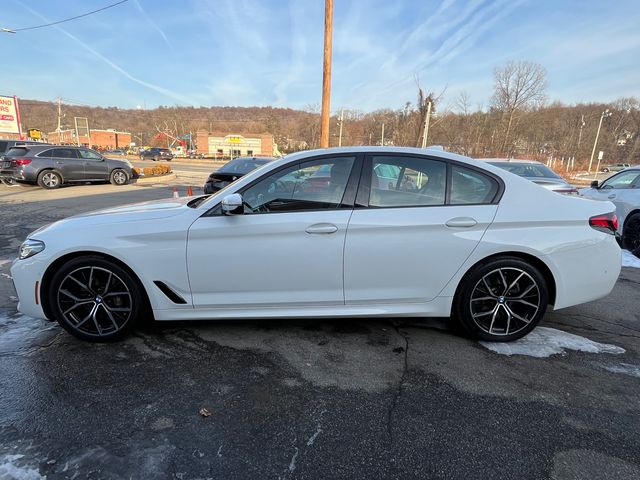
xmin=589 ymin=212 xmax=618 ymax=234
xmin=13 ymin=158 xmax=32 ymax=166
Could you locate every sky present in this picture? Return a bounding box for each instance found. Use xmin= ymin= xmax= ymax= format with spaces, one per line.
xmin=2 ymin=0 xmax=639 ymax=112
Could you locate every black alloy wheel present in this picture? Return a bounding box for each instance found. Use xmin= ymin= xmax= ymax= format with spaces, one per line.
xmin=454 ymin=257 xmax=549 ymax=342
xmin=48 ymin=256 xmax=145 ymax=341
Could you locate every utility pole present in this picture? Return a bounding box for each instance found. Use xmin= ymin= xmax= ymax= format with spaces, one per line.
xmin=319 ymin=0 xmax=333 ymax=148
xmin=420 ymin=100 xmax=432 ymax=148
xmin=588 ymin=109 xmax=611 ymax=173
xmin=381 ymin=123 xmax=385 ymax=146
xmin=55 ymin=97 xmax=63 ymax=132
xmin=576 ymin=114 xmax=585 ymax=153
xmin=338 ymin=108 xmax=344 ymax=147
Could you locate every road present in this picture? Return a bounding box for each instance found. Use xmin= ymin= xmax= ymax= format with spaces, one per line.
xmin=0 ymin=183 xmax=639 ymax=479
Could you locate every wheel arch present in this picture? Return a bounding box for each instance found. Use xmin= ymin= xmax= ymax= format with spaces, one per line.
xmin=40 ymin=250 xmax=153 ymax=321
xmin=453 ymin=251 xmax=557 ymax=307
xmin=623 ymin=209 xmax=640 ymax=228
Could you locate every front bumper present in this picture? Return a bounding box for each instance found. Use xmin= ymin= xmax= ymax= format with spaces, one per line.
xmin=10 ymin=256 xmax=48 ymax=320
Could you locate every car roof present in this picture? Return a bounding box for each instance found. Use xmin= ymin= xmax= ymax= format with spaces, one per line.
xmin=481 ymin=158 xmax=542 ymax=165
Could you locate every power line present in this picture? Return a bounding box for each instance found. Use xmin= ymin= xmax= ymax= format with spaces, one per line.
xmin=9 ymin=0 xmax=129 ymax=32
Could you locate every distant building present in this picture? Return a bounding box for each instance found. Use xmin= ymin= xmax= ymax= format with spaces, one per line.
xmin=48 ymin=128 xmax=132 ymax=150
xmin=195 ymin=130 xmax=278 ymax=157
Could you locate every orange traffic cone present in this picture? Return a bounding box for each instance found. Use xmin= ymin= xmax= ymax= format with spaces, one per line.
xmin=173 ymin=187 xmax=179 ymax=199
xmin=187 ymin=185 xmax=193 ymax=196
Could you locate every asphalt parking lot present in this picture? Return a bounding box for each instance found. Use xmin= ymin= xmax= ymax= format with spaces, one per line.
xmin=1 ymin=181 xmax=639 ymax=480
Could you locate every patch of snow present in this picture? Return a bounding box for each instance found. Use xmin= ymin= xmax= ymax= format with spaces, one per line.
xmin=0 ymin=259 xmax=11 ymax=267
xmin=603 ymin=362 xmax=640 ymax=378
xmin=0 ymin=454 xmax=45 ymax=480
xmin=621 ymin=250 xmax=640 ymax=268
xmin=480 ymin=327 xmax=625 ymax=358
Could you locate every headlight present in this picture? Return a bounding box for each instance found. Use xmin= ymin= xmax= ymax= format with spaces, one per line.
xmin=19 ymin=239 xmax=45 ymax=259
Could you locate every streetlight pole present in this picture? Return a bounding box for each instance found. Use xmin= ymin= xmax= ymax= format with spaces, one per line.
xmin=420 ymin=100 xmax=432 ymax=148
xmin=319 ymin=0 xmax=334 ymax=148
xmin=588 ymin=109 xmax=611 ymax=173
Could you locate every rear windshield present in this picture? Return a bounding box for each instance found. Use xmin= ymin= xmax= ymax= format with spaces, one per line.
xmin=489 ymin=162 xmax=562 ymax=179
xmin=5 ymin=147 xmax=30 ymax=157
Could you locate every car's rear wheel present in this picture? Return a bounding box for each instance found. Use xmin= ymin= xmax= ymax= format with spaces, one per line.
xmin=48 ymin=256 xmax=145 ymax=341
xmin=37 ymin=170 xmax=62 ymax=189
xmin=622 ymin=213 xmax=640 ymax=258
xmin=454 ymin=257 xmax=549 ymax=342
xmin=602 ymin=168 xmax=610 ymax=173
xmin=110 ymin=168 xmax=129 ymax=186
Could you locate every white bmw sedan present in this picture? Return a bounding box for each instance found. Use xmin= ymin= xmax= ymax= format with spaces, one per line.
xmin=11 ymin=147 xmax=621 ymax=342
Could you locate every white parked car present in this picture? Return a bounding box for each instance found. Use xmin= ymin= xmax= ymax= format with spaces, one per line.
xmin=11 ymin=147 xmax=621 ymax=342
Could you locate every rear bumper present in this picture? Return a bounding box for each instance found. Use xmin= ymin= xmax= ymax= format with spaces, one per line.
xmin=547 ymin=235 xmax=621 ymax=310
xmin=0 ymin=168 xmax=37 ymax=182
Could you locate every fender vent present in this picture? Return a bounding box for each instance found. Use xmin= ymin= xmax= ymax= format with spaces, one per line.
xmin=153 ymin=281 xmax=188 ymax=304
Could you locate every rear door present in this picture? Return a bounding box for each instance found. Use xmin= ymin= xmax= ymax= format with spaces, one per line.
xmin=47 ymin=148 xmax=83 ymax=181
xmin=78 ymin=148 xmax=109 ymax=180
xmin=344 ymin=154 xmax=501 ymax=304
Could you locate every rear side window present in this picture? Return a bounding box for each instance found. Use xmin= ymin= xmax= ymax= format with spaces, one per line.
xmin=450 ymin=165 xmax=499 ymax=205
xmin=0 ymin=141 xmax=8 ymax=153
xmin=49 ymin=148 xmax=79 ymax=158
xmin=369 ymin=155 xmax=447 ymax=207
xmin=5 ymin=147 xmax=29 ymax=157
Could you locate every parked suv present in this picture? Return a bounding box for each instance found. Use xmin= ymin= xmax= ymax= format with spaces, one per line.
xmin=0 ymin=145 xmax=133 ymax=189
xmin=139 ymin=147 xmax=174 ymax=161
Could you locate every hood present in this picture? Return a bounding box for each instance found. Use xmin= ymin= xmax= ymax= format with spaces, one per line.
xmin=106 ymin=157 xmax=132 ymax=169
xmin=28 ymin=196 xmax=197 ymax=239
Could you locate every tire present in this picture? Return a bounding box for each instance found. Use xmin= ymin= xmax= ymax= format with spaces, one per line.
xmin=622 ymin=213 xmax=640 ymax=258
xmin=110 ymin=169 xmax=129 ymax=186
xmin=602 ymin=168 xmax=609 ymax=173
xmin=47 ymin=255 xmax=146 ymax=342
xmin=37 ymin=170 xmax=62 ymax=189
xmin=454 ymin=256 xmax=549 ymax=342
xmin=153 ymin=156 xmax=159 ymax=162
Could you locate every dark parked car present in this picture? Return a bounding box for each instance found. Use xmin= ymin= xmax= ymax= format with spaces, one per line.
xmin=0 ymin=144 xmax=133 ymax=189
xmin=139 ymin=147 xmax=174 ymax=161
xmin=485 ymin=159 xmax=577 ymax=194
xmin=203 ymin=156 xmax=276 ymax=194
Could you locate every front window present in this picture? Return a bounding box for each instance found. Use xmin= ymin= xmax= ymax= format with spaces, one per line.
xmin=78 ymin=148 xmax=103 ymax=160
xmin=242 ymin=156 xmax=355 ymax=213
xmin=600 ymin=171 xmax=640 ymax=189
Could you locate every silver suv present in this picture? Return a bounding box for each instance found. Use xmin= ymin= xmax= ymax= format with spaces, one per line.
xmin=0 ymin=144 xmax=133 ymax=189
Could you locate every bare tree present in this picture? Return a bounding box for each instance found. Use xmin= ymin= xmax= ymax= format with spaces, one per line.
xmin=491 ymin=61 xmax=547 ymax=155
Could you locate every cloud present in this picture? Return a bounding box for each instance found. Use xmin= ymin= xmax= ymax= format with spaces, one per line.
xmin=131 ymin=0 xmax=172 ymax=50
xmin=14 ymin=0 xmax=196 ymax=105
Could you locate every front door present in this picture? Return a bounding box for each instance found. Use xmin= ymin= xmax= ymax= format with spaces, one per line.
xmin=344 ymin=154 xmax=500 ymax=304
xmin=78 ymin=148 xmax=109 ymax=180
xmin=187 ymin=155 xmax=361 ymax=308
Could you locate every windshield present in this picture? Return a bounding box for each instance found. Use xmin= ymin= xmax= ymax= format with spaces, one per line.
xmin=489 ymin=162 xmax=562 ymax=179
xmin=218 ymin=158 xmax=269 ymax=174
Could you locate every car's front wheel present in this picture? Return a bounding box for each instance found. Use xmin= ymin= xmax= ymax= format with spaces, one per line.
xmin=47 ymin=256 xmax=146 ymax=341
xmin=110 ymin=169 xmax=129 ymax=186
xmin=622 ymin=213 xmax=640 ymax=258
xmin=37 ymin=170 xmax=62 ymax=189
xmin=602 ymin=168 xmax=610 ymax=173
xmin=454 ymin=257 xmax=549 ymax=342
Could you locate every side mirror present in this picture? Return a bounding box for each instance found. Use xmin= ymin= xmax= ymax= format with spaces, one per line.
xmin=590 ymin=180 xmax=599 ymax=189
xmin=221 ymin=193 xmax=243 ymax=215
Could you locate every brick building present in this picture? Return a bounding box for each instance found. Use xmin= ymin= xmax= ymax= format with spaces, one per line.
xmin=195 ymin=130 xmax=277 ymax=157
xmin=48 ymin=128 xmax=132 ymax=150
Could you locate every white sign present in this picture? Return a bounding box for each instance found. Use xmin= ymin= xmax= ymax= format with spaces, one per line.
xmin=0 ymin=95 xmax=20 ymax=134
xmin=598 ymin=151 xmax=604 ymax=160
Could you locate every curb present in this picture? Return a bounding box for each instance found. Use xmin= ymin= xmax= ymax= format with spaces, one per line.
xmin=132 ymin=172 xmax=177 ymax=184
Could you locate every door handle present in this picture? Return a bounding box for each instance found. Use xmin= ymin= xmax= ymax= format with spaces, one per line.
xmin=445 ymin=217 xmax=477 ymax=228
xmin=305 ymin=223 xmax=338 ymax=234
xmin=55 ymin=161 xmax=63 ymax=164
xmin=608 ymin=194 xmax=616 ymax=199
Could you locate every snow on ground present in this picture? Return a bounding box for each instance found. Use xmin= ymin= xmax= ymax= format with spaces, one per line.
xmin=480 ymin=327 xmax=625 ymax=358
xmin=603 ymin=362 xmax=640 ymax=378
xmin=621 ymin=250 xmax=640 ymax=268
xmin=0 ymin=454 xmax=44 ymax=480
xmin=0 ymin=259 xmax=11 ymax=268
